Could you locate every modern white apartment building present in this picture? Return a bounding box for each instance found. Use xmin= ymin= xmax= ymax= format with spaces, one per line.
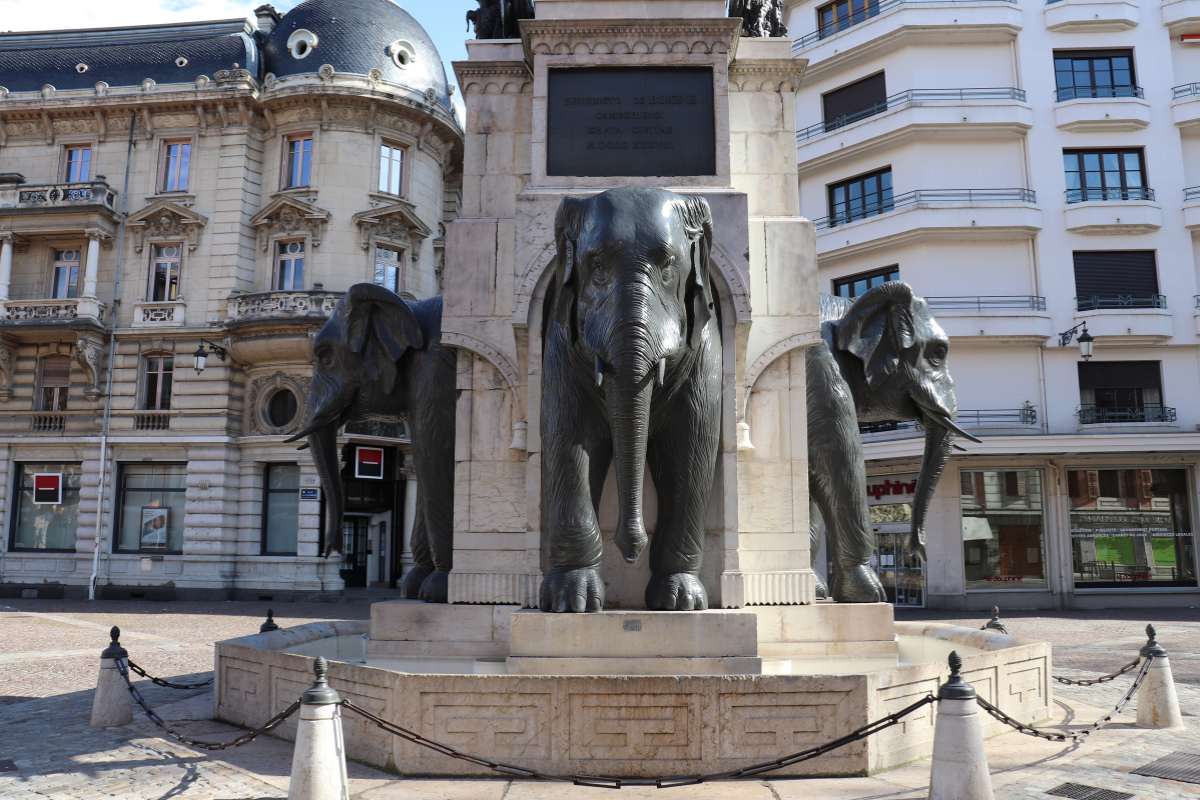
xmin=787 ymin=0 xmax=1200 ymax=609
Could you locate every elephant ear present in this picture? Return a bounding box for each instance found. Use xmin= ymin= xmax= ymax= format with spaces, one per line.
xmin=834 ymin=281 xmax=916 ymax=390
xmin=677 ymin=195 xmax=715 ymax=349
xmin=344 ymin=283 xmax=425 ymax=394
xmin=553 ymin=197 xmax=587 ymax=342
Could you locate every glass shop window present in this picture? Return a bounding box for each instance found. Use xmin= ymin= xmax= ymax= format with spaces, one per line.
xmin=9 ymin=463 xmax=82 ymax=551
xmin=115 ymin=463 xmax=187 ymax=553
xmin=262 ymin=464 xmax=300 ymax=555
xmin=960 ymin=469 xmax=1048 ymax=589
xmin=1068 ymin=467 xmax=1197 ymax=588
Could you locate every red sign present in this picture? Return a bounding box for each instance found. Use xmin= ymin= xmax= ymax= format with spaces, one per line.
xmin=355 ymin=447 xmax=385 ymax=480
xmin=33 ymin=473 xmax=63 ymax=505
xmin=1181 ymin=33 xmax=1200 ymax=43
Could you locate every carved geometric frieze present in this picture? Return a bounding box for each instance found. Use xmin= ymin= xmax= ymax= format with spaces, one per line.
xmin=567 ymin=692 xmax=701 ymax=761
xmin=352 ymin=201 xmax=432 ymax=251
xmin=522 ymin=19 xmax=741 ymax=59
xmin=728 ymin=60 xmax=806 ymax=93
xmin=251 ymin=195 xmax=331 ymax=251
xmin=419 ymin=691 xmax=553 ymax=760
xmin=127 ymin=199 xmax=209 ymax=253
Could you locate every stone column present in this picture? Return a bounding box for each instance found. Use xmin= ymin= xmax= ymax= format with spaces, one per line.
xmin=401 ymin=472 xmax=418 ymax=573
xmin=82 ymin=231 xmax=101 ymax=298
xmin=0 ymin=233 xmax=13 ymax=302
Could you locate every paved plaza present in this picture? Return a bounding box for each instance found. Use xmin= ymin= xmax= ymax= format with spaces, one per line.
xmin=0 ymin=599 xmax=1197 ymax=799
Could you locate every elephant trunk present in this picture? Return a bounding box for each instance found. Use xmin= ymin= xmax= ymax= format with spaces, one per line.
xmin=910 ymin=420 xmax=953 ymax=561
xmin=307 ymin=423 xmax=344 ymax=556
xmin=607 ymin=369 xmax=653 ymax=564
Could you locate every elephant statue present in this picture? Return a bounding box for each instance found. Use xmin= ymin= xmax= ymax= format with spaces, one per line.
xmin=806 ymin=283 xmax=980 ymax=602
xmin=540 ymin=187 xmax=722 ymax=613
xmin=287 ymin=284 xmax=457 ymax=603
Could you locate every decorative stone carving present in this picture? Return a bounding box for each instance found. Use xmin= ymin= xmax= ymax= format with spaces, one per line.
xmin=127 ymin=200 xmax=209 ymax=253
xmin=247 ymin=371 xmax=310 ymax=435
xmin=455 ymin=63 xmax=532 ymax=96
xmin=250 ymin=195 xmax=331 ymax=251
xmin=728 ymin=61 xmax=806 ymax=93
xmin=524 ymin=19 xmax=739 ymax=57
xmin=0 ymin=335 xmax=16 ymax=402
xmin=94 ymin=81 xmax=109 ymax=97
xmin=141 ymin=78 xmax=156 ymax=93
xmin=74 ymin=334 xmax=104 ymax=400
xmin=351 ymin=201 xmax=431 ymax=251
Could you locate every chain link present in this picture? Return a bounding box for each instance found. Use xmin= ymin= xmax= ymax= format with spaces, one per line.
xmin=1052 ymin=656 xmax=1142 ymax=687
xmin=116 ymin=659 xmax=299 ymax=751
xmin=340 ymin=694 xmax=936 ymax=788
xmin=126 ymin=660 xmax=214 ymax=690
xmin=977 ymin=654 xmax=1154 ymax=743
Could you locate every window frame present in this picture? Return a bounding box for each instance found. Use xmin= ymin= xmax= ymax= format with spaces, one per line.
xmin=832 ymin=264 xmax=900 ymax=299
xmin=1063 ymin=147 xmax=1148 ymax=203
xmin=821 ymin=71 xmax=888 ymax=132
xmin=817 ymin=0 xmax=881 ymax=38
xmin=158 ymin=138 xmax=194 ymax=194
xmin=274 ymin=238 xmax=307 ymax=291
xmin=147 ymin=242 xmax=184 ymax=302
xmin=62 ymin=143 xmax=93 ymax=183
xmin=140 ymin=354 xmax=175 ymax=411
xmin=35 ymin=355 xmax=71 ymax=413
xmin=7 ymin=462 xmax=82 ymax=553
xmin=377 ymin=140 xmax=408 ymax=198
xmin=959 ymin=468 xmax=1050 ymax=591
xmin=113 ymin=462 xmax=187 ymax=555
xmin=372 ymin=243 xmax=406 ymax=294
xmin=827 ymin=166 xmax=894 ymax=227
xmin=49 ymin=246 xmax=83 ymax=299
xmin=261 ymin=462 xmax=301 ymax=556
xmin=282 ymin=132 xmax=314 ymax=189
xmin=1053 ymin=49 xmax=1137 ymax=102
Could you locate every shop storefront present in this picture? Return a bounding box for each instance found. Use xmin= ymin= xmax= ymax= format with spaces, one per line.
xmin=866 ymin=474 xmax=925 ymax=607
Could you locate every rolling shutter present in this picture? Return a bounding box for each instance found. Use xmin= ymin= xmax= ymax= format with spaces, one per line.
xmin=1072 ymin=250 xmax=1158 ymax=297
xmin=1077 ymin=361 xmax=1161 ymax=391
xmin=822 ymin=72 xmax=886 ymax=127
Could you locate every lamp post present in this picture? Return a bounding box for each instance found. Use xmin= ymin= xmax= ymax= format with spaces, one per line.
xmin=1058 ymin=322 xmax=1094 ymax=360
xmin=193 ymin=339 xmax=228 ymax=375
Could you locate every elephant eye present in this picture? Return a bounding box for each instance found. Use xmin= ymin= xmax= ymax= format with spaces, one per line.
xmin=927 ymin=344 xmax=948 ymax=366
xmin=661 ymin=257 xmax=677 ymax=286
xmin=591 ymin=263 xmax=611 ymax=287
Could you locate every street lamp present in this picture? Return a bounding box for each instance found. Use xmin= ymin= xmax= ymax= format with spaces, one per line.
xmin=1058 ymin=322 xmax=1094 ymax=361
xmin=192 ymin=339 xmax=228 ymax=375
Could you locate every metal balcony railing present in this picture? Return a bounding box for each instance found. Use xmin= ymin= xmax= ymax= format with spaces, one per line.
xmin=1077 ymin=404 xmax=1176 ymax=424
xmin=1055 ymin=85 xmax=1144 ymax=102
xmin=1075 ymin=294 xmax=1167 ymax=311
xmin=1186 ymin=186 xmax=1200 ymax=202
xmin=793 ymin=0 xmax=1018 ymax=49
xmin=860 ymin=407 xmax=1038 ymax=435
xmin=924 ymin=295 xmax=1047 ymax=312
xmin=796 ymin=88 xmax=1026 ymax=141
xmin=813 ymin=188 xmax=1036 ymax=230
xmin=1065 ymin=187 xmax=1155 ymax=204
xmin=1172 ymin=82 xmax=1200 ymax=100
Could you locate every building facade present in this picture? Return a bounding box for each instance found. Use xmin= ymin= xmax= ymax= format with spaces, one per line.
xmin=0 ymin=0 xmax=462 ymax=599
xmin=788 ymin=0 xmax=1200 ymax=609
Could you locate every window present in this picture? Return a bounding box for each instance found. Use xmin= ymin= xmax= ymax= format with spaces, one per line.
xmin=51 ymin=249 xmax=81 ymax=299
xmin=284 ymin=134 xmax=313 ymax=188
xmin=276 ymin=240 xmax=305 ymax=290
xmin=141 ymin=355 xmax=174 ymax=411
xmin=822 ymin=72 xmax=887 ymax=132
xmin=1063 ymin=148 xmax=1148 ymax=203
xmin=266 ymin=388 xmax=299 ymax=428
xmin=833 ymin=265 xmax=899 ymax=299
xmin=9 ymin=463 xmax=82 ymax=551
xmin=960 ymin=470 xmax=1047 ymax=590
xmin=64 ymin=145 xmax=91 ymax=182
xmin=373 ymin=245 xmax=403 ymax=293
xmin=1054 ymin=50 xmax=1137 ymax=101
xmin=115 ymin=463 xmax=186 ymax=553
xmin=36 ymin=356 xmax=70 ymax=413
xmin=1073 ymin=251 xmax=1160 ymax=311
xmin=817 ymin=0 xmax=880 ymax=38
xmin=378 ymin=142 xmax=405 ymax=196
xmin=828 ymin=167 xmax=893 ymax=226
xmin=1077 ymin=361 xmax=1167 ymax=424
xmin=161 ymin=140 xmax=191 ymax=192
xmin=263 ymin=464 xmax=300 ymax=555
xmin=149 ymin=243 xmax=182 ymax=302
xmin=1069 ymin=467 xmax=1196 ymax=588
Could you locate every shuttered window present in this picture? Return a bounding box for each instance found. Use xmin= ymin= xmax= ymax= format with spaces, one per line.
xmin=1077 ymin=361 xmax=1166 ymax=423
xmin=822 ymin=72 xmax=887 ymax=131
xmin=1073 ymin=251 xmax=1160 ymax=310
xmin=37 ymin=356 xmax=70 ymax=412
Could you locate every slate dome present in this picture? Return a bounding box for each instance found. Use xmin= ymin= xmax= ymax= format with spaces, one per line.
xmin=265 ymin=0 xmax=451 ymax=109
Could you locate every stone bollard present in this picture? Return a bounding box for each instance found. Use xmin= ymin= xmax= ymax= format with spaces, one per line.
xmin=1136 ymin=624 xmax=1184 ymax=729
xmin=288 ymin=657 xmax=350 ymax=800
xmin=928 ymin=651 xmax=994 ymax=800
xmin=261 ymin=609 xmax=280 ymax=633
xmin=90 ymin=626 xmax=133 ymax=728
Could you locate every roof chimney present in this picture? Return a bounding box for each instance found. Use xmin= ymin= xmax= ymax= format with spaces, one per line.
xmin=254 ymin=4 xmax=281 ymax=36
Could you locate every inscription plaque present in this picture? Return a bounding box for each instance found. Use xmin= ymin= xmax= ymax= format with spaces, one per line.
xmin=547 ymin=68 xmax=716 ymax=177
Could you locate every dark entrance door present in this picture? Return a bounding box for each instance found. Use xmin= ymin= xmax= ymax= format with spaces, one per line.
xmin=340 ymin=516 xmax=370 ymax=587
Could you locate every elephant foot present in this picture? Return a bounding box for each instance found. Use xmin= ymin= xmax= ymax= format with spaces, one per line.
xmin=400 ymin=564 xmax=434 ymax=600
xmin=539 ymin=567 xmax=605 ymax=613
xmin=645 ymin=572 xmax=708 ymax=611
xmin=418 ymin=570 xmax=450 ymax=603
xmin=831 ymin=563 xmax=886 ymax=603
xmin=814 ymin=574 xmax=829 ymax=600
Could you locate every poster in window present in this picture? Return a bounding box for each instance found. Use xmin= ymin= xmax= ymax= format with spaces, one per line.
xmin=32 ymin=473 xmax=63 ymax=505
xmin=140 ymin=507 xmax=170 ymax=549
xmin=355 ymin=446 xmax=385 ymax=480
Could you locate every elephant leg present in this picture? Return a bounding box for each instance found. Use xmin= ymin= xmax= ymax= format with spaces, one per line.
xmin=409 ymin=347 xmax=458 ymax=604
xmin=809 ymin=496 xmax=829 ymax=600
xmin=644 ymin=339 xmax=721 ymax=611
xmin=400 ymin=513 xmax=434 ymax=599
xmin=806 ymin=345 xmax=885 ymax=603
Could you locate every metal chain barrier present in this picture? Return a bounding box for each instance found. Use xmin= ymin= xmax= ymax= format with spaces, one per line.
xmin=977 ymin=654 xmax=1154 ymax=743
xmin=126 ymin=659 xmax=214 ymax=690
xmin=339 ymin=694 xmax=936 ymax=789
xmin=116 ymin=658 xmax=299 ymax=751
xmin=1053 ymin=655 xmax=1142 ymax=687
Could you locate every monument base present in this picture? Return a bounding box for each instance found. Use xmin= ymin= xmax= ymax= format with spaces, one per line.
xmin=367 ymin=599 xmax=518 ymax=659
xmin=751 ymin=602 xmax=898 ymax=660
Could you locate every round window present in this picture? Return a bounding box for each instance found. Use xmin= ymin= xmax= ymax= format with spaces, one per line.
xmin=266 ymin=388 xmax=299 ymax=428
xmin=287 ymin=29 xmax=319 ymax=60
xmin=387 ymin=40 xmax=416 ymax=70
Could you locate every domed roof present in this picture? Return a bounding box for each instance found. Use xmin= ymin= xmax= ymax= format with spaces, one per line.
xmin=265 ymin=0 xmax=451 ymax=109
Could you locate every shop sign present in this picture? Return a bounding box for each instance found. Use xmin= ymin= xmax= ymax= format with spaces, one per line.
xmin=866 ymin=475 xmax=917 ymax=506
xmin=355 ymin=447 xmax=385 ymax=480
xmin=32 ymin=473 xmax=62 ymax=505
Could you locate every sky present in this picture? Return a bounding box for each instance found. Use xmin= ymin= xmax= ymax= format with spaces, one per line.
xmin=0 ymin=0 xmax=473 ymax=115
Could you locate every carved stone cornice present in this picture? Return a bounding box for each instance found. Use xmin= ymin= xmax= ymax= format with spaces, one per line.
xmin=352 ymin=201 xmax=432 ymax=250
xmin=452 ymin=62 xmax=533 ymax=96
xmin=521 ymin=18 xmax=741 ymax=59
xmin=250 ymin=195 xmax=331 ymax=251
xmin=127 ymin=199 xmax=209 ymax=253
xmin=728 ymin=59 xmax=807 ymax=92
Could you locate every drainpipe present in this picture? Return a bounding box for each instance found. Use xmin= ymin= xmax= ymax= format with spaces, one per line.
xmin=88 ymin=112 xmax=137 ymax=601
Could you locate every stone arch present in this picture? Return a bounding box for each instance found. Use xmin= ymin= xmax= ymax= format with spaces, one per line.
xmin=438 ymin=330 xmax=520 ymax=394
xmin=743 ymin=337 xmax=813 ymax=420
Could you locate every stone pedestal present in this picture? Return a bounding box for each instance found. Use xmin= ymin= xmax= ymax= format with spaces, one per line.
xmin=368 ymin=599 xmax=517 ymax=659
xmin=508 ymin=609 xmax=761 ymax=675
xmin=751 ymin=602 xmax=897 ymax=661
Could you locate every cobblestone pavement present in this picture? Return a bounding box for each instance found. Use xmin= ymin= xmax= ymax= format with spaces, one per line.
xmin=0 ymin=598 xmax=1197 ymax=799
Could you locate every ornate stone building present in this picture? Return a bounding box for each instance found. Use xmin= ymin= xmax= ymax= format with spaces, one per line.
xmin=0 ymin=0 xmax=462 ymax=598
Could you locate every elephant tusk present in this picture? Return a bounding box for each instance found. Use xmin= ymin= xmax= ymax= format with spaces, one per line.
xmin=657 ymin=358 xmax=666 ymax=388
xmin=594 ymin=356 xmax=604 ymax=389
xmin=928 ymin=412 xmax=983 ymax=444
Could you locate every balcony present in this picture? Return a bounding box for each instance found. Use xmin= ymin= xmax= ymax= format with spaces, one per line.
xmin=860 ymin=406 xmax=1040 ymax=441
xmin=1162 ymin=0 xmax=1200 ymax=32
xmin=132 ymin=411 xmax=172 ymax=432
xmin=1077 ymin=404 xmax=1176 ymax=425
xmin=1043 ymin=0 xmax=1139 ymax=31
xmin=0 ymin=410 xmax=97 ymax=436
xmin=814 ymin=188 xmax=1041 ymax=259
xmin=0 ymin=298 xmax=106 ymax=337
xmin=226 ymin=289 xmax=344 ymax=364
xmin=1186 ymin=186 xmax=1200 ymax=229
xmin=0 ymin=180 xmax=117 ymax=214
xmin=1073 ymin=296 xmax=1172 ymax=345
xmin=1063 ymin=188 xmax=1162 ymax=234
xmin=1172 ymin=83 xmax=1200 ymax=128
xmin=796 ymin=88 xmax=1032 ymax=174
xmin=131 ymin=300 xmax=187 ymax=329
xmin=1054 ymin=86 xmax=1149 ymax=131
xmin=792 ymin=0 xmax=1022 ymax=78
xmin=923 ymin=295 xmax=1053 ymax=342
